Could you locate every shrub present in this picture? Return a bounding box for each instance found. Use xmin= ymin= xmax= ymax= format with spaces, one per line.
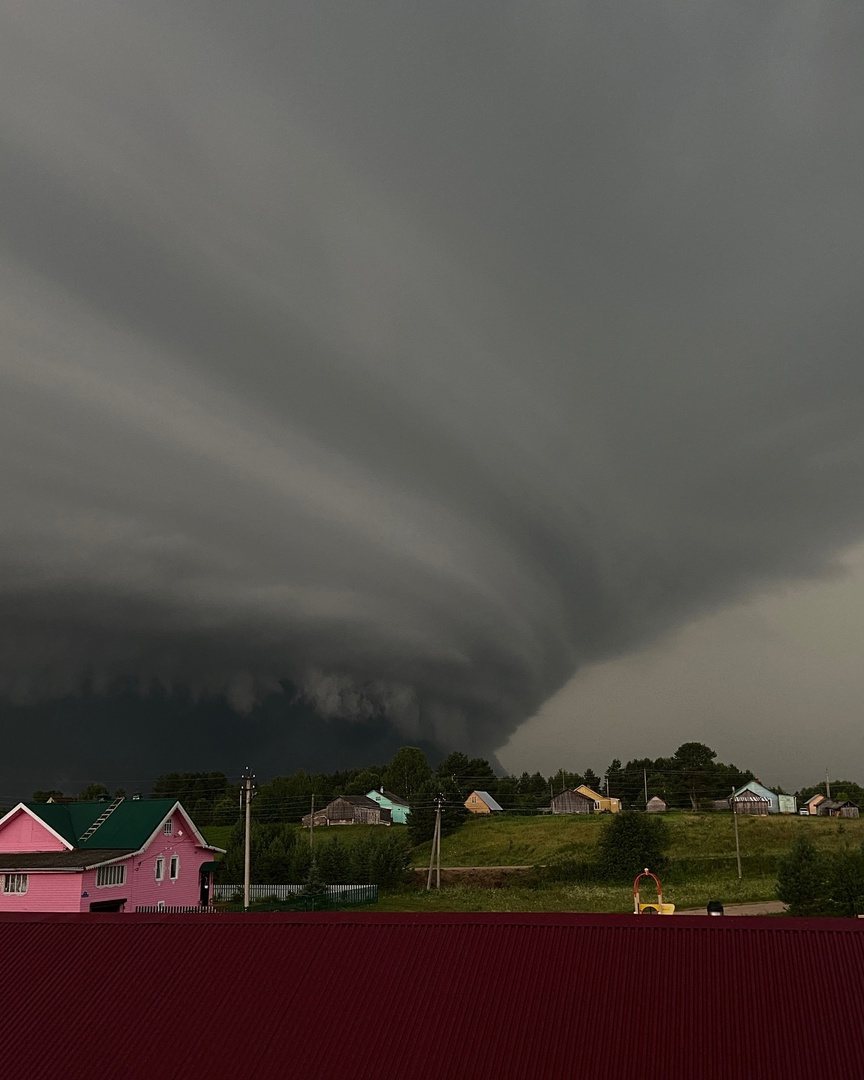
xmin=775 ymin=836 xmax=828 ymax=916
xmin=824 ymin=846 xmax=864 ymax=917
xmin=593 ymin=812 xmax=669 ymax=882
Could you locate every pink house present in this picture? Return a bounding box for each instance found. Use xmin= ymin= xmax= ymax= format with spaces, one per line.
xmin=0 ymin=797 xmax=224 ymax=912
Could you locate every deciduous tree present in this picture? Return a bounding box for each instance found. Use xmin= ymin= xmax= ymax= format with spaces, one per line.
xmin=382 ymin=747 xmax=432 ymax=798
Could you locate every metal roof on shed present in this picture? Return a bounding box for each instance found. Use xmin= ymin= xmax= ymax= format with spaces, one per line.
xmin=1 ymin=911 xmax=861 ymax=1080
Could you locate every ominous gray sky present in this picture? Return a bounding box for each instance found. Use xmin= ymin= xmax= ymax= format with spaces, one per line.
xmin=2 ymin=2 xmax=864 ymax=787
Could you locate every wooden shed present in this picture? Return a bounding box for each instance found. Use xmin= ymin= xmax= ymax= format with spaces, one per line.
xmin=302 ymin=796 xmax=392 ymax=827
xmin=551 ymin=789 xmax=595 ymax=814
xmin=646 ymin=796 xmax=667 ymax=813
xmin=732 ymin=788 xmax=770 ymax=815
xmin=819 ymin=800 xmax=860 ymax=819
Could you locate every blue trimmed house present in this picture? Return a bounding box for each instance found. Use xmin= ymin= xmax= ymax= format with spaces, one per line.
xmin=365 ymin=788 xmax=411 ymax=824
xmin=731 ymin=781 xmax=796 ymax=814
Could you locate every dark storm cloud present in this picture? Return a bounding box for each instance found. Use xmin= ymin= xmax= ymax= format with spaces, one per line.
xmin=1 ymin=2 xmax=864 ymax=776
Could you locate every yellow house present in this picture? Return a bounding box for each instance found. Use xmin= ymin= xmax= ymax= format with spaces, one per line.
xmin=464 ymin=790 xmax=504 ymax=815
xmin=576 ymin=784 xmax=621 ymax=814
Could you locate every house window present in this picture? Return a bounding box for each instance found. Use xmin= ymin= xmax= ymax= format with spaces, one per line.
xmin=3 ymin=873 xmax=28 ymax=894
xmin=155 ymin=856 xmax=164 ymax=881
xmin=169 ymin=856 xmax=179 ymax=880
xmin=163 ymin=821 xmax=173 ymax=836
xmin=96 ymin=864 xmax=126 ymax=888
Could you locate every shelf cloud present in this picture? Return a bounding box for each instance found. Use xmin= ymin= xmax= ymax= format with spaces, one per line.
xmin=1 ymin=3 xmax=864 ymax=782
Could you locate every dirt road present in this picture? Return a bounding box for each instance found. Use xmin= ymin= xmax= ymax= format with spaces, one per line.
xmin=677 ymin=900 xmax=787 ymax=916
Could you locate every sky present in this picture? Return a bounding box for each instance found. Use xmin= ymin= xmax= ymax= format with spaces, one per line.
xmin=1 ymin=3 xmax=863 ymax=793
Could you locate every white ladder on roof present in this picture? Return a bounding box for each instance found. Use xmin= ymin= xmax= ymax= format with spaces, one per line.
xmin=78 ymin=796 xmax=124 ymax=843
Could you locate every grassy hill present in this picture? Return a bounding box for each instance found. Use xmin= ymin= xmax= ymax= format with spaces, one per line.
xmin=413 ymin=810 xmax=864 ymax=869
xmin=384 ymin=811 xmax=864 ymax=914
xmin=204 ymin=811 xmax=864 ymax=913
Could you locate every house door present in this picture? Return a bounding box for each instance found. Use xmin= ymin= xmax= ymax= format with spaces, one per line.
xmin=89 ymin=898 xmax=126 ymax=912
xmin=199 ymin=869 xmax=211 ymax=907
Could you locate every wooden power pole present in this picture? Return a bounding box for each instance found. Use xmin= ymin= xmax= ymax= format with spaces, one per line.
xmin=426 ymin=795 xmax=444 ymax=891
xmin=241 ymin=767 xmax=256 ymax=912
xmin=731 ymin=786 xmax=742 ymax=880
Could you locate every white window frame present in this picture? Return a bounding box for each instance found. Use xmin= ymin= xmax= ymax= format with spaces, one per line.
xmin=95 ymin=863 xmax=126 ymax=888
xmin=155 ymin=856 xmax=164 ymax=881
xmin=3 ymin=873 xmax=28 ymax=894
xmin=169 ymin=855 xmax=179 ymax=880
xmin=163 ymin=821 xmax=173 ymax=836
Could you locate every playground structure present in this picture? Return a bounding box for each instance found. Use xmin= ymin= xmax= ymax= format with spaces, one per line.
xmin=633 ymin=868 xmax=675 ymax=914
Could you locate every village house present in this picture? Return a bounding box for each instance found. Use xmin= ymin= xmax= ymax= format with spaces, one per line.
xmin=550 ymin=788 xmax=595 ymax=814
xmin=805 ymin=793 xmax=827 ymax=816
xmin=301 ymin=795 xmax=392 ymax=827
xmin=464 ymin=791 xmax=503 ymax=815
xmin=730 ymin=780 xmax=793 ymax=814
xmin=365 ymin=788 xmax=411 ymax=824
xmin=575 ymin=784 xmax=621 ymax=813
xmin=0 ymin=798 xmax=223 ymax=913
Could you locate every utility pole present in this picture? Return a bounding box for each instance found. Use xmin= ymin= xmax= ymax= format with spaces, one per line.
xmin=436 ymin=796 xmax=442 ymax=891
xmin=826 ymin=768 xmax=831 ymax=800
xmin=643 ymin=768 xmax=649 ymax=808
xmin=426 ymin=795 xmax=444 ymax=891
xmin=309 ymin=793 xmax=315 ymax=848
xmin=241 ymin=767 xmax=256 ymax=912
xmin=731 ymin=786 xmax=742 ymax=880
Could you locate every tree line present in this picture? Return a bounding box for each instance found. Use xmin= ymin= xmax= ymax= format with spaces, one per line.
xmin=218 ymin=820 xmax=411 ymax=889
xmin=24 ymin=741 xmax=857 ymax=826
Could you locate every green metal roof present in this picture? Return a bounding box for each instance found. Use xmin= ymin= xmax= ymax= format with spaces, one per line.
xmin=24 ymin=799 xmax=180 ymax=850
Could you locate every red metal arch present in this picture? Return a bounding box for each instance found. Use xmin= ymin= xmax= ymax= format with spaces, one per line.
xmin=633 ymin=867 xmax=663 ymax=914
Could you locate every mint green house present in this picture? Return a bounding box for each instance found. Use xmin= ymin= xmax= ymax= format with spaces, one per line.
xmin=365 ymin=789 xmax=411 ymax=825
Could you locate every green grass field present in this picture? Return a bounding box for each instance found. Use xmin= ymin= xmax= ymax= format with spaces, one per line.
xmin=413 ymin=810 xmax=864 ymax=868
xmin=396 ymin=811 xmax=864 ymax=913
xmin=363 ymin=875 xmax=780 ymax=914
xmin=205 ymin=811 xmax=864 ymax=913
xmin=201 ymin=824 xmax=232 ymax=851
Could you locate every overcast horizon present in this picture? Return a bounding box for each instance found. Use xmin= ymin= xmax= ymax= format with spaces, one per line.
xmin=1 ymin=3 xmax=864 ymax=792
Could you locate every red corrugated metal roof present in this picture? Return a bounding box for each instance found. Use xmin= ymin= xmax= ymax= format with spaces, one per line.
xmin=1 ymin=912 xmax=861 ymax=1079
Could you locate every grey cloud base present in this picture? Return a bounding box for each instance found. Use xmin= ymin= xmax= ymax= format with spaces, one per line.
xmin=1 ymin=3 xmax=864 ymax=783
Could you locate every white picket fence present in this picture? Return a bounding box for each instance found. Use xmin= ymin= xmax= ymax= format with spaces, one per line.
xmin=213 ymin=883 xmax=377 ymax=904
